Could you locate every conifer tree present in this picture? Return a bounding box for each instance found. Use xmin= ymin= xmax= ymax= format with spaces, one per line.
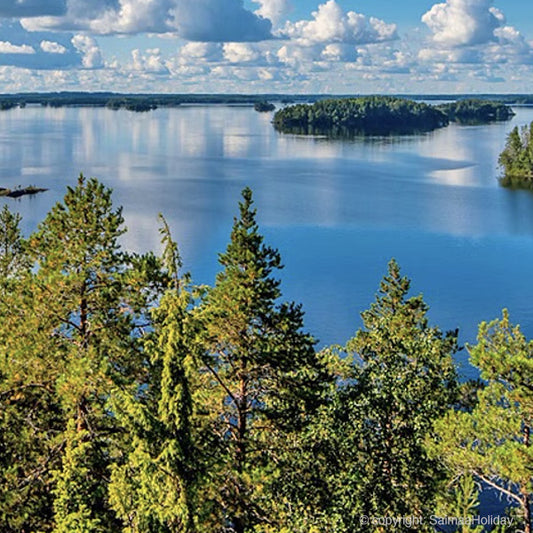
xmin=196 ymin=187 xmax=330 ymax=533
xmin=109 ymin=216 xmax=201 ymax=533
xmin=334 ymin=260 xmax=458 ymax=531
xmin=0 ymin=204 xmax=61 ymax=532
xmin=429 ymin=310 xmax=533 ymax=533
xmin=1 ymin=175 xmax=163 ymax=531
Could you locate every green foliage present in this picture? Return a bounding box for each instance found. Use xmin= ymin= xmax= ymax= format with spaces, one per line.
xmin=499 ymin=122 xmax=533 ymax=188
xmin=196 ymin=187 xmax=332 ymax=532
xmin=108 ymin=215 xmax=201 ymax=533
xmin=254 ymin=101 xmax=275 ymax=112
xmin=0 ymin=204 xmax=30 ymax=281
xmin=331 ymin=260 xmax=458 ymax=531
xmin=3 ymin=176 xmax=532 ymax=533
xmin=429 ymin=310 xmax=533 ymax=532
xmin=273 ymin=96 xmax=449 ymax=135
xmin=437 ymin=99 xmax=514 ymax=124
xmin=0 ymin=175 xmax=164 ymax=532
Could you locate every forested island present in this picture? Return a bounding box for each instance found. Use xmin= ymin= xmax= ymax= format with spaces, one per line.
xmin=273 ymin=96 xmax=515 ymax=136
xmin=0 ymin=91 xmax=527 ymax=114
xmin=437 ymin=98 xmax=515 ymax=123
xmin=0 ymin=177 xmax=531 ymax=532
xmin=273 ymin=96 xmax=450 ymax=135
xmin=254 ymin=101 xmax=276 ymax=112
xmin=499 ymin=121 xmax=533 ymax=189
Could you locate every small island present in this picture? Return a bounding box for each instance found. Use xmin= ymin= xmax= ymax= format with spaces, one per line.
xmin=498 ymin=122 xmax=533 ymax=189
xmin=0 ymin=185 xmax=48 ymax=198
xmin=437 ymin=99 xmax=514 ymax=124
xmin=273 ymin=96 xmax=449 ymax=136
xmin=254 ymin=101 xmax=275 ymax=112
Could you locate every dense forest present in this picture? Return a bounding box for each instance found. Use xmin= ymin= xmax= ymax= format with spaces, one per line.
xmin=273 ymin=97 xmax=515 ymax=136
xmin=499 ymin=121 xmax=533 ymax=189
xmin=0 ymin=177 xmax=531 ymax=532
xmin=272 ymin=96 xmax=449 ymax=135
xmin=437 ymin=99 xmax=515 ymax=123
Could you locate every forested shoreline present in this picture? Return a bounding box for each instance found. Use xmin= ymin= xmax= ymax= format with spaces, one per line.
xmin=0 ymin=177 xmax=531 ymax=532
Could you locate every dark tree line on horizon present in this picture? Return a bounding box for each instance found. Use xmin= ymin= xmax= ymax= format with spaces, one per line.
xmin=0 ymin=177 xmax=531 ymax=532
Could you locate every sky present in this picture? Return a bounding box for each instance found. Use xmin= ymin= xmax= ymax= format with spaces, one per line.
xmin=0 ymin=0 xmax=532 ymax=94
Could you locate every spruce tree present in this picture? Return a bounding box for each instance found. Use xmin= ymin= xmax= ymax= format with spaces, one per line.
xmin=196 ymin=187 xmax=330 ymax=533
xmin=109 ymin=216 xmax=201 ymax=533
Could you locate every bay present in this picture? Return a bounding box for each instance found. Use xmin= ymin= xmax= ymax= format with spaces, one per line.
xmin=2 ymin=104 xmax=533 ymax=378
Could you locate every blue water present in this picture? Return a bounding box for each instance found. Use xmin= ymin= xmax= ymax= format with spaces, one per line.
xmin=3 ymin=104 xmax=533 ymax=379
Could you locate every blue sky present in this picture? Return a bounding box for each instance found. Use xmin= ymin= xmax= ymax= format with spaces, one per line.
xmin=0 ymin=0 xmax=532 ymax=93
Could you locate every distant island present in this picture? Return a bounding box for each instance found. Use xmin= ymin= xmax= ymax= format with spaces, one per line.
xmin=254 ymin=101 xmax=276 ymax=112
xmin=273 ymin=96 xmax=516 ymax=136
xmin=436 ymin=99 xmax=515 ymax=124
xmin=0 ymin=92 xmax=528 ymax=114
xmin=499 ymin=122 xmax=533 ymax=189
xmin=0 ymin=185 xmax=48 ymax=198
xmin=273 ymin=96 xmax=449 ymax=135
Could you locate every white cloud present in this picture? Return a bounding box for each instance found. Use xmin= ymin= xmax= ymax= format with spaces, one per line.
xmin=223 ymin=43 xmax=261 ymax=64
xmin=253 ymin=0 xmax=291 ymax=28
xmin=171 ymin=0 xmax=272 ymax=42
xmin=71 ymin=34 xmax=103 ymax=68
xmin=422 ymin=0 xmax=504 ymax=47
xmin=0 ymin=41 xmax=35 ymax=54
xmin=22 ymin=0 xmax=273 ymax=41
xmin=321 ymin=43 xmax=357 ymax=62
xmin=131 ymin=48 xmax=168 ymax=73
xmin=418 ymin=47 xmax=483 ymax=63
xmin=40 ymin=40 xmax=67 ymax=54
xmin=178 ymin=42 xmax=223 ymax=64
xmin=420 ymin=0 xmax=533 ymax=66
xmin=283 ymin=0 xmax=397 ymax=46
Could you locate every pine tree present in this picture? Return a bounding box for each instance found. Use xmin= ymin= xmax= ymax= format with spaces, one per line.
xmin=1 ymin=175 xmax=163 ymax=531
xmin=429 ymin=310 xmax=533 ymax=533
xmin=196 ymin=187 xmax=330 ymax=533
xmin=0 ymin=203 xmax=62 ymax=532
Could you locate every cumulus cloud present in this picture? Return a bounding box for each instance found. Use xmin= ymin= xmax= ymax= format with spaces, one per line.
xmin=0 ymin=41 xmax=35 ymax=54
xmin=0 ymin=21 xmax=83 ymax=68
xmin=0 ymin=0 xmax=66 ymax=17
xmin=223 ymin=43 xmax=261 ymax=64
xmin=40 ymin=40 xmax=68 ymax=54
xmin=253 ymin=0 xmax=291 ymax=28
xmin=131 ymin=48 xmax=168 ymax=74
xmin=422 ymin=0 xmax=504 ymax=47
xmin=171 ymin=0 xmax=272 ymax=42
xmin=178 ymin=42 xmax=224 ymax=64
xmin=420 ymin=0 xmax=533 ymax=66
xmin=71 ymin=34 xmax=103 ymax=68
xmin=283 ymin=0 xmax=397 ymax=46
xmin=22 ymin=0 xmax=273 ymax=41
xmin=321 ymin=43 xmax=358 ymax=62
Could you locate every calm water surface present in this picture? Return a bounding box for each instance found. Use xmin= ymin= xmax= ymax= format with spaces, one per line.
xmin=3 ymin=104 xmax=533 ymax=378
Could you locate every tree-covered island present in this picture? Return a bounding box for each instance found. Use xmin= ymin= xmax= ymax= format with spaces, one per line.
xmin=273 ymin=96 xmax=450 ymax=135
xmin=499 ymin=121 xmax=533 ymax=189
xmin=436 ymin=98 xmax=515 ymax=124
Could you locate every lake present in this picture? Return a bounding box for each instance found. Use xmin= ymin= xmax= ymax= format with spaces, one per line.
xmin=2 ymin=103 xmax=533 ymax=378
